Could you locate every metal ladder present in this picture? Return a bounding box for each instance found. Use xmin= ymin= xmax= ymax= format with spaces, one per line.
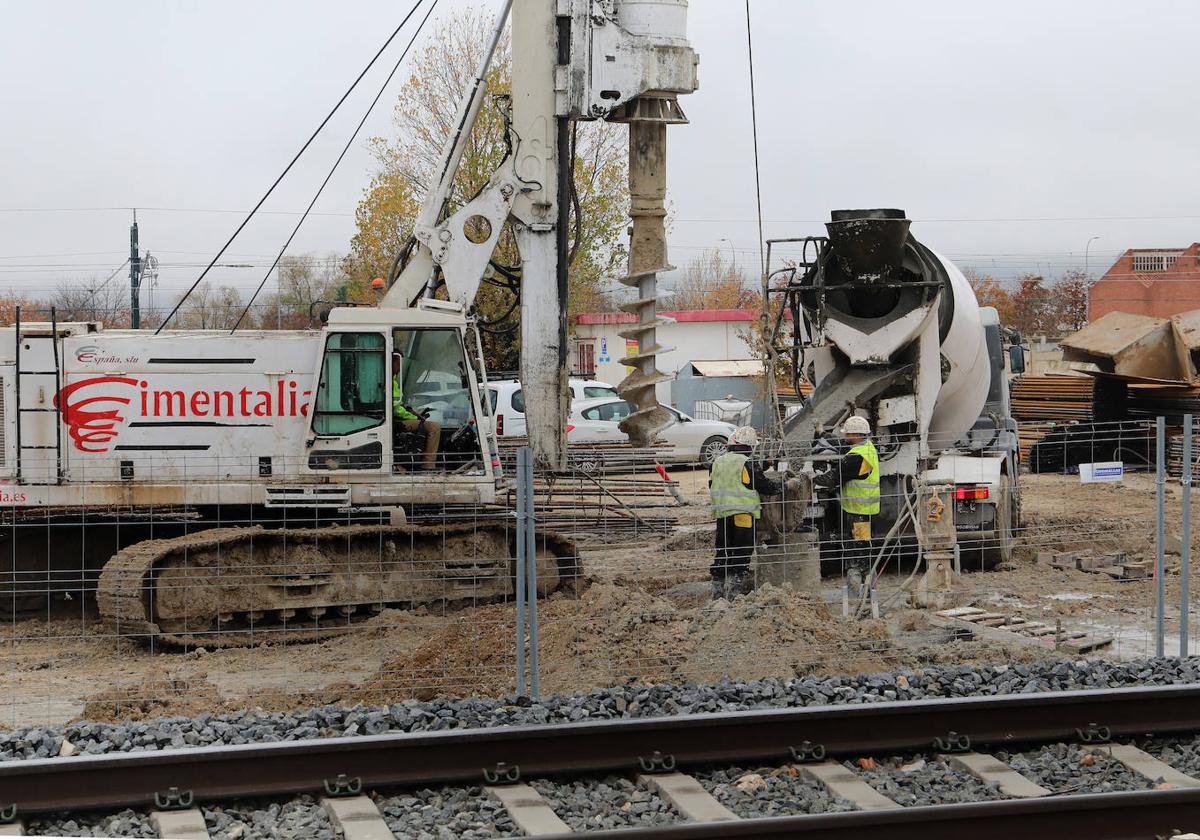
xmin=13 ymin=306 xmax=64 ymax=485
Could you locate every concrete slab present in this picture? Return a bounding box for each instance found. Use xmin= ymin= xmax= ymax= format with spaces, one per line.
xmin=1095 ymin=744 xmax=1200 ymax=788
xmin=945 ymin=752 xmax=1051 ymax=797
xmin=637 ymin=772 xmax=739 ymax=822
xmin=485 ymin=784 xmax=571 ymax=836
xmin=150 ymin=808 xmax=210 ymax=840
xmin=321 ymin=795 xmax=396 ymax=840
xmin=0 ymin=822 xmax=21 ymax=836
xmin=798 ymin=762 xmax=900 ymax=810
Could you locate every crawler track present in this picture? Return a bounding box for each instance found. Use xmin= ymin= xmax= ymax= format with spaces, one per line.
xmin=97 ymin=523 xmax=577 ymax=647
xmin=7 ymin=684 xmax=1200 ymax=837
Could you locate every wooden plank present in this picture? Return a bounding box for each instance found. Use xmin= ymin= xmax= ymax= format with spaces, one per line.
xmin=637 ymin=773 xmax=739 ymax=823
xmin=485 ymin=784 xmax=571 ymax=836
xmin=1094 ymin=745 xmax=1200 ymax=788
xmin=946 ymin=752 xmax=1050 ymax=798
xmin=0 ymin=823 xmax=22 ymax=836
xmin=321 ymin=795 xmax=396 ymax=840
xmin=798 ymin=762 xmax=900 ymax=811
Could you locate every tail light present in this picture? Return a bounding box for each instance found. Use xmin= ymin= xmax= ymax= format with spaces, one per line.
xmin=496 ymin=413 xmax=504 ymax=436
xmin=566 ymin=424 xmax=575 ymax=433
xmin=954 ymin=485 xmax=989 ymax=501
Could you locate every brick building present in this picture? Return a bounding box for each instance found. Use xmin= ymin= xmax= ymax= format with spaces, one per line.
xmin=1089 ymin=244 xmax=1200 ymax=320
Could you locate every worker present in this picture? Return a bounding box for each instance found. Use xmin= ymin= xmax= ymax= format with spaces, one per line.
xmin=392 ymin=351 xmax=441 ymax=471
xmin=708 ymin=426 xmax=782 ymax=600
xmin=813 ymin=415 xmax=879 ymax=594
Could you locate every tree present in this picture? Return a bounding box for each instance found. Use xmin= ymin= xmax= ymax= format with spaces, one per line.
xmin=50 ymin=279 xmax=130 ymax=324
xmin=1053 ymin=269 xmax=1089 ymax=332
xmin=0 ymin=294 xmax=41 ymax=326
xmin=173 ymin=282 xmax=245 ymax=330
xmin=668 ymin=249 xmax=759 ymax=310
xmin=964 ymin=267 xmax=1015 ymax=327
xmin=348 ymin=6 xmax=630 ymax=369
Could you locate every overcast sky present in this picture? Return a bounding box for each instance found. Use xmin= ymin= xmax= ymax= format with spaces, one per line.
xmin=2 ymin=0 xmax=1199 ymax=312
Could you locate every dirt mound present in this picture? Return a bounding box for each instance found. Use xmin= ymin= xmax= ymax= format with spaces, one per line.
xmin=332 ymin=581 xmax=901 ymax=705
xmin=79 ymin=667 xmax=225 ymax=722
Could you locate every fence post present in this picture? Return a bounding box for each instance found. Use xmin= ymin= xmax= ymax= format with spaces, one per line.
xmin=1183 ymin=416 xmax=1193 ymax=657
xmin=524 ymin=450 xmax=540 ymax=698
xmin=1156 ymin=416 xmax=1166 ymax=658
xmin=515 ymin=447 xmax=529 ymax=695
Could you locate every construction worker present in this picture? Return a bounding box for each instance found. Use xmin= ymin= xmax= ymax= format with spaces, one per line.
xmin=708 ymin=426 xmax=782 ymax=599
xmin=392 ymin=351 xmax=441 ymax=471
xmin=814 ymin=415 xmax=879 ymax=593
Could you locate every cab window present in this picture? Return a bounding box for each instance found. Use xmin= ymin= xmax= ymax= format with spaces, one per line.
xmin=393 ymin=328 xmax=477 ymax=430
xmin=312 ymin=332 xmax=386 ymax=435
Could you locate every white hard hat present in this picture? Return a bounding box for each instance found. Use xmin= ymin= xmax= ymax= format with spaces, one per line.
xmin=731 ymin=426 xmax=759 ymax=447
xmin=842 ymin=416 xmax=871 ymax=436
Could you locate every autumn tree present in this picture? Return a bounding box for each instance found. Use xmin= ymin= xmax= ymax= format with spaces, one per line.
xmin=0 ymin=294 xmax=41 ymax=326
xmin=1053 ymin=268 xmax=1090 ymax=332
xmin=49 ymin=280 xmax=130 ymax=325
xmin=668 ymin=249 xmax=759 ymax=310
xmin=347 ymin=6 xmax=629 ymax=370
xmin=964 ymin=267 xmax=1016 ymax=326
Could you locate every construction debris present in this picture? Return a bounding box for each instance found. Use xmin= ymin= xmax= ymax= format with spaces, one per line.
xmin=934 ymin=606 xmax=1112 ymax=653
xmin=1038 ymin=550 xmax=1151 ymax=580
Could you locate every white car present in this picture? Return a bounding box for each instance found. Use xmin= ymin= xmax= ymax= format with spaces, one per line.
xmin=485 ymin=378 xmax=618 ymax=437
xmin=568 ymin=397 xmax=736 ymax=464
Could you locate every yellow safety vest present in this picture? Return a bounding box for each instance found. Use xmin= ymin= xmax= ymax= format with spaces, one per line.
xmin=841 ymin=439 xmax=880 ymax=516
xmin=393 ymin=379 xmax=417 ymax=421
xmin=710 ymin=452 xmax=761 ymax=520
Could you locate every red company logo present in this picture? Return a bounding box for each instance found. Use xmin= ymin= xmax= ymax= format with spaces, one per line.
xmin=54 ymin=376 xmax=139 ymax=453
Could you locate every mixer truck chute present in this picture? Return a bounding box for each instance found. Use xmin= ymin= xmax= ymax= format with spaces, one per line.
xmin=774 ymin=209 xmax=1019 ymax=568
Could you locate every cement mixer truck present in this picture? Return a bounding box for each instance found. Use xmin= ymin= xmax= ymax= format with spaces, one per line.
xmin=775 ymin=209 xmax=1020 ymax=570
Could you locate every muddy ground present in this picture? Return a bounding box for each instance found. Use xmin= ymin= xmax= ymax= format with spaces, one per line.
xmin=0 ymin=471 xmax=1192 ymax=728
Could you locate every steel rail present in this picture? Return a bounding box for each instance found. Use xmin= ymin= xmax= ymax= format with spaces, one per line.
xmin=4 ymin=683 xmax=1200 ymax=815
xmin=539 ymin=789 xmax=1200 ymax=840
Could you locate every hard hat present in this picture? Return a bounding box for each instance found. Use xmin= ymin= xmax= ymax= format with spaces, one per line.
xmin=731 ymin=426 xmax=759 ymax=447
xmin=371 ymin=277 xmax=386 ymax=289
xmin=842 ymin=416 xmax=871 ymax=436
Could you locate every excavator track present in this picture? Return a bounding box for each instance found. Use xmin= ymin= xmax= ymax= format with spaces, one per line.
xmin=97 ymin=523 xmax=577 ymax=648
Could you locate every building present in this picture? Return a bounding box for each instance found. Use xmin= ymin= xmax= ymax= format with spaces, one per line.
xmin=1089 ymin=244 xmax=1200 ymax=321
xmin=571 ymin=309 xmax=756 ymax=401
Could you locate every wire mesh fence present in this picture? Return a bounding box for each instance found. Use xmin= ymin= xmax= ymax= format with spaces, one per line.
xmin=1 ymin=420 xmax=1198 ymax=732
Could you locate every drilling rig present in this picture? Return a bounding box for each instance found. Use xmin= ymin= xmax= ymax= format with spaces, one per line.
xmin=0 ymin=0 xmax=699 ymax=643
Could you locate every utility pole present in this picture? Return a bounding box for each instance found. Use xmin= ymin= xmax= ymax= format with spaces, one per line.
xmin=129 ymin=209 xmax=143 ymax=329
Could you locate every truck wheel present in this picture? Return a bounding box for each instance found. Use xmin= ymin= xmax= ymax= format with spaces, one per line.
xmin=981 ymin=474 xmax=1015 ymax=570
xmin=701 ymin=436 xmax=729 ymax=465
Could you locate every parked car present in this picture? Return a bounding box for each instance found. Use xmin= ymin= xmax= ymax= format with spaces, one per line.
xmin=568 ymin=397 xmax=735 ymax=464
xmin=485 ymin=379 xmax=618 ymax=437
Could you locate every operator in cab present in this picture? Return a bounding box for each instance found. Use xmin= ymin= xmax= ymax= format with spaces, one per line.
xmin=392 ymin=351 xmax=442 ymax=471
xmin=813 ymin=415 xmax=879 ymax=594
xmin=708 ymin=426 xmax=782 ymax=600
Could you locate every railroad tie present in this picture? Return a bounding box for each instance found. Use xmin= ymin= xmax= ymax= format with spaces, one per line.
xmin=636 ymin=772 xmax=739 ymax=822
xmin=484 ymin=784 xmax=571 ymax=835
xmin=944 ymin=752 xmax=1051 ymax=797
xmin=0 ymin=821 xmax=22 ymax=836
xmin=149 ymin=808 xmax=209 ymax=840
xmin=798 ymin=762 xmax=901 ymax=810
xmin=1093 ymin=745 xmax=1200 ymax=788
xmin=321 ymin=795 xmax=396 ymax=840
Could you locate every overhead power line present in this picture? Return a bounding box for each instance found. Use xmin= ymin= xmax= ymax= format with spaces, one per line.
xmin=155 ymin=0 xmax=430 ymax=333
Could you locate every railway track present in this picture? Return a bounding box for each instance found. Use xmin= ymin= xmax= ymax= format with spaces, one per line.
xmin=7 ymin=684 xmax=1200 ymax=838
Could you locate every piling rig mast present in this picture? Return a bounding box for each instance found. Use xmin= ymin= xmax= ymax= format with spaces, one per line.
xmin=384 ymin=0 xmax=699 ymax=466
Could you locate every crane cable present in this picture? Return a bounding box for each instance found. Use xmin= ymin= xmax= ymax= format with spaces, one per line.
xmin=231 ymin=0 xmax=441 ymax=332
xmin=156 ymin=0 xmax=430 ymax=333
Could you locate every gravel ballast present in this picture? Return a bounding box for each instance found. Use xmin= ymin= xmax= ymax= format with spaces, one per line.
xmin=374 ymin=786 xmax=518 ymax=839
xmin=694 ymin=765 xmax=854 ymax=818
xmin=849 ymin=755 xmax=1009 ymax=806
xmin=25 ymin=809 xmax=157 ymax=837
xmin=202 ymin=795 xmax=341 ymax=840
xmin=530 ymin=775 xmax=678 ymax=831
xmin=6 ymin=657 xmax=1200 ymax=762
xmin=996 ymin=744 xmax=1158 ymax=795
